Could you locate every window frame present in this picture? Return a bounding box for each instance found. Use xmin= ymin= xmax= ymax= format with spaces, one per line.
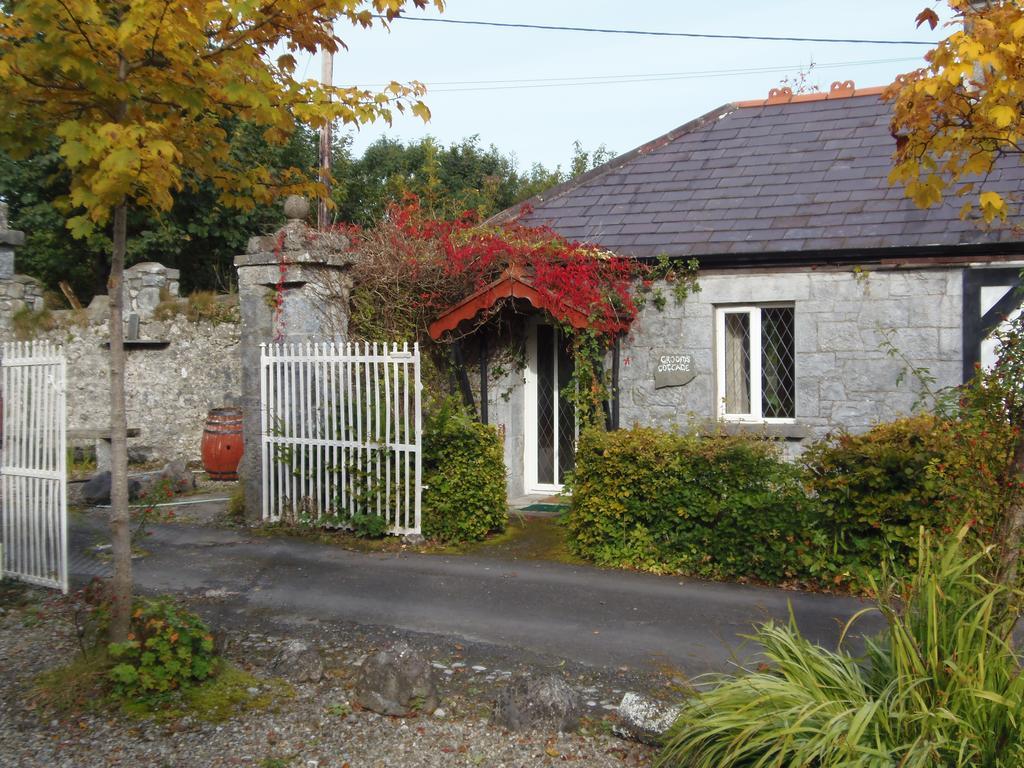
xmin=714 ymin=303 xmax=796 ymax=424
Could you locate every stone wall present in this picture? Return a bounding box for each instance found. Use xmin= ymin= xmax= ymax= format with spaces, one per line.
xmin=122 ymin=261 xmax=180 ymax=320
xmin=1 ymin=295 xmax=242 ymax=466
xmin=0 ymin=202 xmax=45 ymax=330
xmin=617 ymin=266 xmax=962 ymax=451
xmin=0 ymin=274 xmax=45 ymax=328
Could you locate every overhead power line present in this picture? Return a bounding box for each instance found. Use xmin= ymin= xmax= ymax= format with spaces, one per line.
xmin=365 ymin=57 xmax=922 ymax=94
xmin=413 ymin=57 xmax=921 ymax=93
xmin=382 ymin=15 xmax=938 ymax=46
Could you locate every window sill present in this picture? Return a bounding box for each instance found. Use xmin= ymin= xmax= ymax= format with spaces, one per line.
xmin=701 ymin=420 xmax=810 ymax=441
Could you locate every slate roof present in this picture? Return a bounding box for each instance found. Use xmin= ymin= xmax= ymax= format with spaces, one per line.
xmin=506 ymin=88 xmax=1024 ymax=262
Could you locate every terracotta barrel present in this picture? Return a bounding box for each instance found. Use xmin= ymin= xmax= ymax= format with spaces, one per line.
xmin=201 ymin=407 xmax=244 ymax=481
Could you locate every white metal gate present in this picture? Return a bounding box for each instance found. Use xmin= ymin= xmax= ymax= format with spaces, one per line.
xmin=260 ymin=342 xmax=422 ymax=535
xmin=0 ymin=341 xmax=67 ymax=592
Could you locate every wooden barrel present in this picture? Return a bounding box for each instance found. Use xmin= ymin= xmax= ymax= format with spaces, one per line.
xmin=201 ymin=407 xmax=243 ymax=481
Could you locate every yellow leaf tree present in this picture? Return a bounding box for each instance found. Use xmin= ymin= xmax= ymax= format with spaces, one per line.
xmin=0 ymin=0 xmax=442 ymax=641
xmin=887 ymin=0 xmax=1024 ymax=224
xmin=888 ymin=0 xmax=1024 ymax=587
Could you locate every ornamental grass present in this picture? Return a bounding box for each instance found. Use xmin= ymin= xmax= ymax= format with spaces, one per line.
xmin=657 ymin=527 xmax=1024 ymax=768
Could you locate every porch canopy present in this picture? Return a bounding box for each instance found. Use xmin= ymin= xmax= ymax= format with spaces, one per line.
xmin=427 ymin=265 xmax=624 ymax=431
xmin=427 ymin=266 xmax=592 ymax=342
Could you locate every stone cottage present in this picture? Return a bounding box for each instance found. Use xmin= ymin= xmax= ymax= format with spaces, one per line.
xmin=429 ymin=82 xmax=1024 ymax=497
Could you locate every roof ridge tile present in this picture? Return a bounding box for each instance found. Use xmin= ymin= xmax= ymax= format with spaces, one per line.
xmin=736 ymin=82 xmax=888 ymax=109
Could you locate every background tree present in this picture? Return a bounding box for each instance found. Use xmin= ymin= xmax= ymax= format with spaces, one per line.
xmin=888 ymin=0 xmax=1024 ymax=586
xmin=0 ymin=0 xmax=441 ymax=641
xmin=0 ymin=122 xmax=318 ymax=299
xmin=331 ymin=134 xmax=564 ymax=225
xmin=1 ymin=132 xmax=613 ymax=299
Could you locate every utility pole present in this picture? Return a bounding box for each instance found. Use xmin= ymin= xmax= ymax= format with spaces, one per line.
xmin=318 ymin=42 xmax=334 ymax=231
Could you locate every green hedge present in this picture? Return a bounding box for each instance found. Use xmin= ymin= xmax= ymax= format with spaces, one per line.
xmin=567 ymin=416 xmax=1012 ymax=589
xmin=801 ymin=413 xmax=1009 ymax=586
xmin=567 ymin=427 xmax=821 ymax=582
xmin=422 ymin=399 xmax=507 ymax=542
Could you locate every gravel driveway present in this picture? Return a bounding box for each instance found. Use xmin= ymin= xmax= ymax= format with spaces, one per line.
xmin=0 ymin=584 xmax=657 ymax=768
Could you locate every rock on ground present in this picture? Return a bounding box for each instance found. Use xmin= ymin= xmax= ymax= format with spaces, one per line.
xmin=353 ymin=641 xmax=438 ymax=716
xmin=270 ymin=639 xmax=324 ymax=683
xmin=81 ymin=471 xmax=142 ymax=505
xmin=492 ymin=673 xmax=581 ymax=733
xmin=613 ymin=692 xmax=683 ymax=745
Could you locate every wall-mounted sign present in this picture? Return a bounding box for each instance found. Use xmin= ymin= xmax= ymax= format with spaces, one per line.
xmin=654 ymin=352 xmax=696 ymax=389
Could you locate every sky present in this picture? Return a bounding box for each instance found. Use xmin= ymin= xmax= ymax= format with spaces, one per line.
xmin=316 ymin=1 xmax=954 ymax=173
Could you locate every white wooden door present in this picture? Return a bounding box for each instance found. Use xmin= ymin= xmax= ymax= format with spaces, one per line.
xmin=0 ymin=342 xmax=68 ymax=592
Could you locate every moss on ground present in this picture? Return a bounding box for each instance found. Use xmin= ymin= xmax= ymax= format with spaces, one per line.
xmin=119 ymin=662 xmax=294 ymax=723
xmin=251 ymin=513 xmax=585 ymax=566
xmin=444 ymin=514 xmax=584 ymax=565
xmin=33 ymin=652 xmax=292 ymax=723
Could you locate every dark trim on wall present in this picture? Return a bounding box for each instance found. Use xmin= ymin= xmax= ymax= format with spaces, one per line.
xmin=450 ymin=341 xmax=476 ymax=417
xmin=641 ymin=244 xmax=1024 ymax=272
xmin=962 ymin=267 xmax=1024 ymax=382
xmin=479 ymin=336 xmax=489 ymax=425
xmin=610 ymin=336 xmax=621 ymax=431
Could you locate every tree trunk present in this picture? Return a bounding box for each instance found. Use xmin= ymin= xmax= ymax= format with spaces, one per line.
xmin=106 ymin=203 xmax=132 ymax=642
xmin=997 ymin=433 xmax=1024 ymax=589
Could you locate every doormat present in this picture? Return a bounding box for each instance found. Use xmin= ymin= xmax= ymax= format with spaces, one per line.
xmin=519 ymin=503 xmax=568 ymax=513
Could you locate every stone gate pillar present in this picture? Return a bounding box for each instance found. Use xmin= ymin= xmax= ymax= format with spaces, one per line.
xmin=233 ymin=196 xmax=356 ymax=521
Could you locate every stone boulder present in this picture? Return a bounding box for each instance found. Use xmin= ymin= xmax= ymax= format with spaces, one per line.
xmin=353 ymin=641 xmax=438 ymax=716
xmin=81 ymin=471 xmax=142 ymax=505
xmin=270 ymin=639 xmax=324 ymax=683
xmin=159 ymin=458 xmax=194 ymax=494
xmin=612 ymin=692 xmax=682 ymax=746
xmin=491 ymin=674 xmax=581 ymax=733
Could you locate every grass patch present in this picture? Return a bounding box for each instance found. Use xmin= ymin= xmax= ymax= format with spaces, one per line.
xmin=253 ymin=514 xmax=589 ymax=566
xmin=68 ymin=447 xmax=97 ymax=480
xmin=12 ymin=306 xmax=55 ymax=340
xmin=33 ymin=652 xmax=292 ymax=723
xmin=226 ymin=483 xmax=246 ymax=524
xmin=32 ymin=647 xmax=113 ymax=714
xmin=186 ymin=291 xmax=239 ymax=324
xmin=0 ymin=578 xmax=36 ymax=610
xmin=251 ymin=522 xmax=426 ymax=553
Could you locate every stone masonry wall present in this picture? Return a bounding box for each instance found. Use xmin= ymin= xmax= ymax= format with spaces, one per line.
xmin=0 ymin=274 xmax=45 ymax=328
xmin=122 ymin=261 xmax=180 ymax=320
xmin=617 ymin=265 xmax=963 ymax=451
xmin=1 ymin=300 xmax=242 ymax=465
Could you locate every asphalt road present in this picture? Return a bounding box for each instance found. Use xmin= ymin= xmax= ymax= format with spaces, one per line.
xmin=70 ymin=512 xmax=881 ymax=675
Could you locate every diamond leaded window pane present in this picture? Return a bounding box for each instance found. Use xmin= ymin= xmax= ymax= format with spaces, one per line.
xmin=536 ymin=325 xmax=555 ymax=484
xmin=723 ymin=313 xmax=751 ymax=414
xmin=761 ymin=307 xmax=795 ymax=418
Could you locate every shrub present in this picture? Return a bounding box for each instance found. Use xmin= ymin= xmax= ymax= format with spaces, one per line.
xmin=186 ymin=290 xmax=238 ymax=324
xmin=108 ymin=597 xmax=216 ymax=699
xmin=802 ymin=413 xmax=1010 ymax=587
xmin=567 ymin=427 xmax=821 ymax=582
xmin=351 ymin=511 xmax=390 ymax=538
xmin=421 ymin=398 xmax=507 ymax=542
xmin=657 ymin=529 xmax=1024 ymax=768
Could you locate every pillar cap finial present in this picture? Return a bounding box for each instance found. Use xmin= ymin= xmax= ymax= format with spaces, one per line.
xmin=283 ymin=195 xmax=309 ymax=221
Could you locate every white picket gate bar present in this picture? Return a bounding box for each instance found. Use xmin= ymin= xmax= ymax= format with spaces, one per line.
xmin=260 ymin=341 xmax=422 ymax=535
xmin=0 ymin=341 xmax=68 ymax=592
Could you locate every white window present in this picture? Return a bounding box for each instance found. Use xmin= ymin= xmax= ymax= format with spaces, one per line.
xmin=715 ymin=305 xmax=795 ymax=422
